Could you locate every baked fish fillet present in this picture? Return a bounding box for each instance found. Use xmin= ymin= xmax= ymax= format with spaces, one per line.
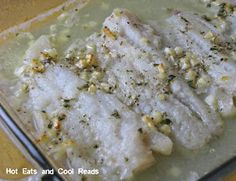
xmin=65 ymin=9 xmax=222 ymax=149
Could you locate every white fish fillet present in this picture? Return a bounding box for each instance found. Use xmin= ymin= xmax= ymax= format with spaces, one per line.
xmin=166 ymin=12 xmax=236 ymax=94
xmin=99 ymin=9 xmax=222 ymax=148
xmin=17 ymin=32 xmax=173 ymax=181
xmin=171 ymin=79 xmax=223 ymax=135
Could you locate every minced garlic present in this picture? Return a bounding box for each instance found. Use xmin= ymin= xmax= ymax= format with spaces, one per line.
xmin=185 ymin=70 xmax=197 ymax=81
xmin=86 ymin=54 xmax=97 ymax=65
xmin=205 ymin=94 xmax=217 ymax=110
xmin=80 ymin=71 xmax=90 ymax=81
xmin=152 ymin=111 xmax=163 ymax=124
xmin=88 ymin=84 xmax=97 ymax=94
xmin=196 ymin=75 xmax=210 ymax=88
xmin=158 ymin=93 xmax=167 ymax=101
xmin=190 ymin=57 xmax=200 ymax=67
xmin=47 ymin=129 xmax=57 ymax=138
xmin=164 ymin=47 xmax=184 ymax=58
xmin=164 ymin=47 xmax=176 ymax=57
xmin=40 ymin=48 xmax=58 ymax=62
xmin=30 ymin=59 xmax=45 ymax=73
xmin=158 ymin=72 xmax=167 ymax=80
xmin=142 ymin=115 xmax=155 ymax=128
xmin=36 ymin=134 xmax=49 ymax=143
xmin=179 ymin=57 xmax=191 ymax=70
xmin=44 ymin=48 xmax=58 ymax=59
xmin=91 ymin=71 xmax=103 ymax=81
xmin=204 ymin=31 xmax=219 ymax=43
xmin=142 ymin=112 xmax=172 ymax=135
xmin=157 ymin=63 xmax=165 ymax=74
xmin=21 ymin=83 xmax=29 ymax=93
xmin=53 ymin=121 xmax=61 ymax=130
xmin=221 ymin=75 xmax=230 ymax=81
xmin=62 ymin=139 xmax=76 ymax=146
xmin=100 ymin=82 xmax=112 ymax=92
xmin=174 ymin=47 xmax=183 ymax=57
xmin=159 ymin=124 xmax=171 ymax=135
xmin=113 ymin=9 xmax=122 ymax=18
xmin=157 ymin=63 xmax=167 ymax=80
xmin=141 ymin=37 xmax=151 ymax=45
xmin=103 ymin=26 xmax=117 ymax=40
xmin=76 ymin=53 xmax=97 ymax=69
xmin=204 ymin=31 xmax=215 ymax=40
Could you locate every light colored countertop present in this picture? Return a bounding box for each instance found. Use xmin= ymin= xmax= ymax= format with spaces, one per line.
xmin=0 ymin=0 xmax=64 ymax=32
xmin=0 ymin=126 xmax=33 ymax=180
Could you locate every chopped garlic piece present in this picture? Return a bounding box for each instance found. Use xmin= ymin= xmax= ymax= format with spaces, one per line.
xmin=141 ymin=37 xmax=151 ymax=45
xmin=88 ymin=84 xmax=97 ymax=94
xmin=62 ymin=140 xmax=76 ymax=146
xmin=100 ymin=82 xmax=112 ymax=92
xmin=197 ymin=76 xmax=210 ymax=88
xmin=164 ymin=47 xmax=176 ymax=57
xmin=76 ymin=53 xmax=97 ymax=69
xmin=159 ymin=124 xmax=171 ymax=135
xmin=179 ymin=58 xmax=190 ymax=70
xmin=103 ymin=27 xmax=117 ymax=40
xmin=174 ymin=47 xmax=183 ymax=57
xmin=37 ymin=134 xmax=49 ymax=143
xmin=30 ymin=59 xmax=45 ymax=73
xmin=47 ymin=129 xmax=57 ymax=138
xmin=142 ymin=115 xmax=154 ymax=128
xmin=190 ymin=58 xmax=200 ymax=67
xmin=91 ymin=71 xmax=103 ymax=81
xmin=21 ymin=84 xmax=29 ymax=93
xmin=152 ymin=111 xmax=163 ymax=124
xmin=113 ymin=9 xmax=122 ymax=18
xmin=204 ymin=31 xmax=218 ymax=43
xmin=86 ymin=54 xmax=97 ymax=65
xmin=53 ymin=121 xmax=61 ymax=130
xmin=80 ymin=71 xmax=90 ymax=81
xmin=205 ymin=94 xmax=217 ymax=110
xmin=157 ymin=63 xmax=165 ymax=74
xmin=159 ymin=73 xmax=168 ymax=80
xmin=41 ymin=48 xmax=58 ymax=60
xmin=158 ymin=93 xmax=167 ymax=101
xmin=185 ymin=70 xmax=197 ymax=81
xmin=204 ymin=31 xmax=214 ymax=40
xmin=221 ymin=76 xmax=230 ymax=81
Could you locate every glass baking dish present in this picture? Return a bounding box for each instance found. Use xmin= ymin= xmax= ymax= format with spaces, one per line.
xmin=0 ymin=0 xmax=236 ymax=181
